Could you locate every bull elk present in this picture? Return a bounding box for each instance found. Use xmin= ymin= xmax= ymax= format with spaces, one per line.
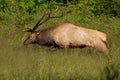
xmin=23 ymin=8 xmax=108 ymax=54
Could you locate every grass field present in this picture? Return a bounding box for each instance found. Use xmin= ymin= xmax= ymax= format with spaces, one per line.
xmin=0 ymin=11 xmax=120 ymax=80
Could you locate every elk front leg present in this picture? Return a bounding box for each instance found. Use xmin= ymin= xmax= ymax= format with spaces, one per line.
xmin=48 ymin=46 xmax=57 ymax=51
xmin=48 ymin=43 xmax=58 ymax=51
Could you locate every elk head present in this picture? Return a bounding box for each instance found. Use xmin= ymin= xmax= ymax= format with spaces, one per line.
xmin=23 ymin=7 xmax=72 ymax=45
xmin=23 ymin=31 xmax=40 ymax=45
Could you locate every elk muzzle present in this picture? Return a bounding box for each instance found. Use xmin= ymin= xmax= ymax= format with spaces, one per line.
xmin=23 ymin=37 xmax=34 ymax=45
xmin=23 ymin=39 xmax=30 ymax=45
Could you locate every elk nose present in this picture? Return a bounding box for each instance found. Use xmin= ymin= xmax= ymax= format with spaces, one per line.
xmin=23 ymin=41 xmax=29 ymax=46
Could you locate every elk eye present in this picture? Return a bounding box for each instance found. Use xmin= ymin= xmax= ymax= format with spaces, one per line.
xmin=30 ymin=35 xmax=36 ymax=40
xmin=30 ymin=36 xmax=33 ymax=39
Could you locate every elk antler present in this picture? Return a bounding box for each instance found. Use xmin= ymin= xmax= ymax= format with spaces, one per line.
xmin=25 ymin=6 xmax=72 ymax=32
xmin=24 ymin=11 xmax=46 ymax=32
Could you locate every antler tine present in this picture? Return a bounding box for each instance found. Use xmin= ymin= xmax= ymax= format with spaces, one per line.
xmin=49 ymin=6 xmax=59 ymax=14
xmin=54 ymin=6 xmax=59 ymax=12
xmin=24 ymin=11 xmax=46 ymax=32
xmin=36 ymin=6 xmax=59 ymax=26
xmin=37 ymin=13 xmax=50 ymax=26
xmin=48 ymin=6 xmax=72 ymax=18
xmin=38 ymin=7 xmax=72 ymax=25
xmin=31 ymin=11 xmax=46 ymax=32
xmin=49 ymin=10 xmax=72 ymax=18
xmin=23 ymin=28 xmax=33 ymax=32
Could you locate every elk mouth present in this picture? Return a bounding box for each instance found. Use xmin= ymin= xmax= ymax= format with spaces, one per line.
xmin=23 ymin=39 xmax=31 ymax=46
xmin=23 ymin=40 xmax=36 ymax=46
xmin=23 ymin=41 xmax=29 ymax=46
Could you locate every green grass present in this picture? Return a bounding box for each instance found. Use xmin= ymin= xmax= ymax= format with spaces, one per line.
xmin=0 ymin=11 xmax=120 ymax=80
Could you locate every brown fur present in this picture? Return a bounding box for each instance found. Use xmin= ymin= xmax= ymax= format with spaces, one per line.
xmin=24 ymin=23 xmax=108 ymax=54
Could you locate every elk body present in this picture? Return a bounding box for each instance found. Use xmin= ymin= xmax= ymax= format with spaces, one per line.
xmin=23 ymin=8 xmax=108 ymax=54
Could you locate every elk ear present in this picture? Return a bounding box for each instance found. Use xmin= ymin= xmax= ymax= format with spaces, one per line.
xmin=36 ymin=32 xmax=40 ymax=35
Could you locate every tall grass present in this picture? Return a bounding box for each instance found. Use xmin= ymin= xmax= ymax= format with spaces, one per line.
xmin=0 ymin=10 xmax=120 ymax=80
